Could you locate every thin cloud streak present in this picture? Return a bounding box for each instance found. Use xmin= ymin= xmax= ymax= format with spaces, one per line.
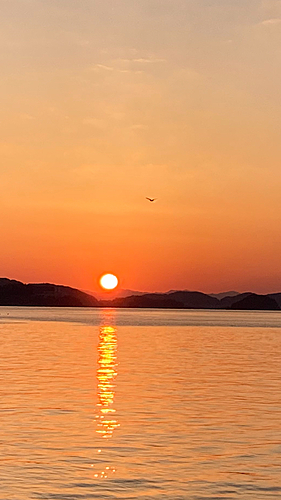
xmin=259 ymin=17 xmax=281 ymax=24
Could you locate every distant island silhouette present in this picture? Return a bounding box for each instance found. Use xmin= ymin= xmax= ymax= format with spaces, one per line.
xmin=0 ymin=278 xmax=280 ymax=310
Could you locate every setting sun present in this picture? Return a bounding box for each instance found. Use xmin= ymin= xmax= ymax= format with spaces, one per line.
xmin=99 ymin=274 xmax=119 ymax=290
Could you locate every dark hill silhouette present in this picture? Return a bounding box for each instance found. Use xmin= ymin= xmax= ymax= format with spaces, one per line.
xmin=220 ymin=292 xmax=252 ymax=309
xmin=101 ymin=290 xmax=220 ymax=309
xmin=90 ymin=288 xmax=148 ymax=300
xmin=231 ymin=293 xmax=280 ymax=311
xmin=1 ymin=278 xmax=281 ymax=310
xmin=210 ymin=291 xmax=240 ymax=300
xmin=167 ymin=291 xmax=220 ymax=308
xmin=268 ymin=293 xmax=281 ymax=308
xmin=0 ymin=278 xmax=99 ymax=307
xmin=101 ymin=293 xmax=184 ymax=309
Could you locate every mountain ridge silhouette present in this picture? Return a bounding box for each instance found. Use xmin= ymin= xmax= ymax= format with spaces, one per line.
xmin=0 ymin=278 xmax=280 ymax=310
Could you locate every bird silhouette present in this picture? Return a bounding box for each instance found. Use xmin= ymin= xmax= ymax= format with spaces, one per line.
xmin=146 ymin=197 xmax=157 ymax=202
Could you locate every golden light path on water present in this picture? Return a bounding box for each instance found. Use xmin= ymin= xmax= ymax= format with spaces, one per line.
xmin=94 ymin=321 xmax=119 ymax=479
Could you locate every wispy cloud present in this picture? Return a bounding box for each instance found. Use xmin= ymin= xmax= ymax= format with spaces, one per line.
xmin=19 ymin=113 xmax=35 ymax=121
xmin=90 ymin=62 xmax=144 ymax=75
xmin=132 ymin=58 xmax=166 ymax=64
xmin=89 ymin=52 xmax=166 ymax=76
xmin=260 ymin=17 xmax=281 ymax=25
xmin=93 ymin=64 xmax=114 ymax=71
xmin=82 ymin=118 xmax=106 ymax=128
xmin=130 ymin=124 xmax=148 ymax=130
xmin=114 ymin=57 xmax=166 ymax=64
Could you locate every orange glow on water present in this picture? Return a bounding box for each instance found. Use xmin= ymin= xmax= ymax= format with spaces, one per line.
xmin=96 ymin=325 xmax=119 ymax=439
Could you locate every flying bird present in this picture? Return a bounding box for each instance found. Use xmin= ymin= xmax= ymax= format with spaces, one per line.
xmin=146 ymin=197 xmax=157 ymax=202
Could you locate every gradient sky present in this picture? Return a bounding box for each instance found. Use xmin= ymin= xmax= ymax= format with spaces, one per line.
xmin=1 ymin=0 xmax=281 ymax=293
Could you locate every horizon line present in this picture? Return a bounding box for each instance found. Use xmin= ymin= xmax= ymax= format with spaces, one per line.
xmin=1 ymin=277 xmax=281 ymax=296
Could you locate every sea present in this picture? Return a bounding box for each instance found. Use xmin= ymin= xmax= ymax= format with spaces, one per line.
xmin=0 ymin=307 xmax=280 ymax=500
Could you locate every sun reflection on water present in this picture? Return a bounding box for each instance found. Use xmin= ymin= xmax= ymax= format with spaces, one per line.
xmin=93 ymin=319 xmax=119 ymax=479
xmin=96 ymin=325 xmax=119 ymax=439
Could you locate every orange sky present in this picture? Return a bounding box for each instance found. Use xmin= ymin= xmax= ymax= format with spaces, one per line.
xmin=1 ymin=1 xmax=281 ymax=294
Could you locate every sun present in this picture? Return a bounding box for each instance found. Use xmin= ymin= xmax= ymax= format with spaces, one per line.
xmin=99 ymin=273 xmax=119 ymax=290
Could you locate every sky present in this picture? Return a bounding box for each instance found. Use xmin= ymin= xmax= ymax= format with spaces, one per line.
xmin=1 ymin=0 xmax=281 ymax=294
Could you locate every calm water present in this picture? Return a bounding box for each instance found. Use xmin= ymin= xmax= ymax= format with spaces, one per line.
xmin=0 ymin=308 xmax=280 ymax=499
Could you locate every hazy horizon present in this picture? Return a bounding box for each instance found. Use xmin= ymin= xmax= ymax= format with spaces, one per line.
xmin=1 ymin=1 xmax=281 ymax=293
